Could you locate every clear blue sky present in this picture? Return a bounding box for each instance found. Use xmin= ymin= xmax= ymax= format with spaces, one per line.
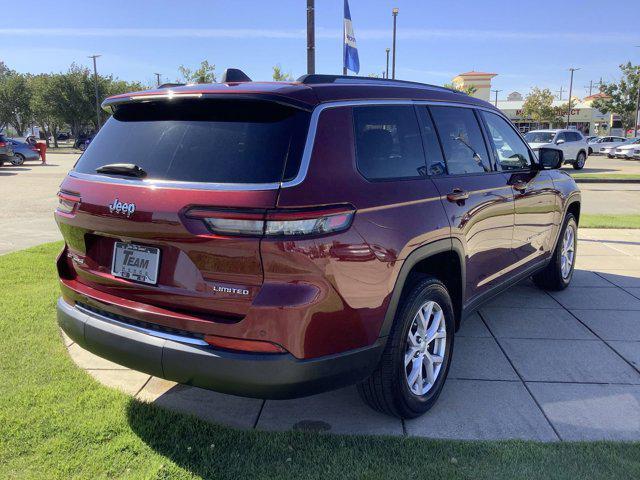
xmin=0 ymin=0 xmax=638 ymax=99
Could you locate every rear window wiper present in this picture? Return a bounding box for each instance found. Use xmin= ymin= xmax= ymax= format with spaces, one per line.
xmin=96 ymin=163 xmax=147 ymax=178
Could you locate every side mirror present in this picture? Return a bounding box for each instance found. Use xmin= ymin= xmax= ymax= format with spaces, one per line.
xmin=555 ymin=139 xmax=565 ymax=145
xmin=537 ymin=147 xmax=564 ymax=169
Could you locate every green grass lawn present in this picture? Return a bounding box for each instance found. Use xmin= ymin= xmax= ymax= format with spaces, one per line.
xmin=570 ymin=173 xmax=640 ymax=180
xmin=1 ymin=243 xmax=639 ymax=479
xmin=581 ymin=214 xmax=640 ymax=229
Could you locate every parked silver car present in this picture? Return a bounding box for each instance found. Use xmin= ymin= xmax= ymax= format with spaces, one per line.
xmin=8 ymin=139 xmax=40 ymax=165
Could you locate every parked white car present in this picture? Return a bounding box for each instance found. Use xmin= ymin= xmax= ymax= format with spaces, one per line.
xmin=524 ymin=129 xmax=589 ymax=169
xmin=589 ymin=136 xmax=627 ymax=156
xmin=613 ymin=138 xmax=640 ymax=158
xmin=632 ymin=147 xmax=640 ymax=160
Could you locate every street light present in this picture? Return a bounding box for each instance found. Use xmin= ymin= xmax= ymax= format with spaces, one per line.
xmin=391 ymin=8 xmax=399 ymax=79
xmin=154 ymin=73 xmax=162 ymax=87
xmin=88 ymin=55 xmax=101 ymax=130
xmin=385 ymin=48 xmax=390 ymax=79
xmin=566 ymin=67 xmax=580 ymax=129
xmin=634 ymin=46 xmax=640 ymax=137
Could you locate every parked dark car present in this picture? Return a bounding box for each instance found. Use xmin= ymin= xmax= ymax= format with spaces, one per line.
xmin=0 ymin=134 xmax=14 ymax=166
xmin=7 ymin=139 xmax=40 ymax=165
xmin=73 ymin=133 xmax=94 ymax=151
xmin=55 ymin=72 xmax=580 ymax=418
xmin=57 ymin=132 xmax=71 ymax=141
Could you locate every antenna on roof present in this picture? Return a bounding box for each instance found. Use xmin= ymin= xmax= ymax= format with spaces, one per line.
xmin=221 ymin=68 xmax=252 ymax=83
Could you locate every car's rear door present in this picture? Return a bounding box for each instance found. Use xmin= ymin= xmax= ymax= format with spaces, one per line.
xmin=417 ymin=105 xmax=516 ymax=303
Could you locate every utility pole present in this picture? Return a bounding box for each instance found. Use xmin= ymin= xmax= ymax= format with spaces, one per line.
xmin=385 ymin=48 xmax=390 ymax=79
xmin=391 ymin=8 xmax=399 ymax=79
xmin=584 ymin=80 xmax=594 ymax=96
xmin=307 ymin=0 xmax=315 ymax=75
xmin=492 ymin=89 xmax=502 ymax=107
xmin=635 ymin=46 xmax=640 ymax=137
xmin=154 ymin=73 xmax=162 ymax=86
xmin=88 ymin=55 xmax=101 ymax=130
xmin=556 ymin=86 xmax=564 ymax=101
xmin=566 ymin=67 xmax=580 ymax=129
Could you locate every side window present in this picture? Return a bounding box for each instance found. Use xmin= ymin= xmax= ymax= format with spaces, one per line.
xmin=353 ymin=105 xmax=426 ymax=180
xmin=416 ymin=107 xmax=446 ymax=176
xmin=429 ymin=106 xmax=491 ymax=175
xmin=556 ymin=132 xmax=566 ymax=143
xmin=481 ymin=111 xmax=532 ymax=170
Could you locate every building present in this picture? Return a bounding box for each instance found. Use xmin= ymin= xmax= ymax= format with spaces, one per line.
xmin=451 ymin=71 xmax=497 ymax=102
xmin=450 ymin=71 xmax=618 ymax=135
xmin=496 ymin=94 xmax=613 ymax=136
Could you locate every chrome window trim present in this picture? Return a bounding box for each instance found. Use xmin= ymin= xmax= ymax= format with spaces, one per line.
xmin=68 ymin=170 xmax=281 ymax=191
xmin=75 ymin=303 xmax=210 ymax=346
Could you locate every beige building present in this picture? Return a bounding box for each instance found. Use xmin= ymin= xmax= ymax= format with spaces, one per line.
xmin=451 ymin=71 xmax=497 ymax=102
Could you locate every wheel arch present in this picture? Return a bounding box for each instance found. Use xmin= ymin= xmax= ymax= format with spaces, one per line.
xmin=379 ymin=238 xmax=465 ymax=338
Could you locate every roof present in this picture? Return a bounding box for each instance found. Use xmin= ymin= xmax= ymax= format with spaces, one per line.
xmin=584 ymin=93 xmax=610 ymax=101
xmin=455 ymin=71 xmax=498 ymax=77
xmin=103 ymin=77 xmax=498 ymax=112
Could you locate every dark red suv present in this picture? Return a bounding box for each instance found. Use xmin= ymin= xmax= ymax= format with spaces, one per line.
xmin=56 ymin=73 xmax=580 ymax=418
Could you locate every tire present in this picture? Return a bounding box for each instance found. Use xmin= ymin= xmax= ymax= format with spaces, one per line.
xmin=78 ymin=143 xmax=87 ymax=152
xmin=357 ymin=276 xmax=455 ymax=418
xmin=532 ymin=214 xmax=577 ymax=291
xmin=10 ymin=153 xmax=24 ymax=166
xmin=607 ymin=154 xmax=614 ymax=159
xmin=588 ymin=147 xmax=593 ymax=156
xmin=572 ymin=152 xmax=586 ymax=170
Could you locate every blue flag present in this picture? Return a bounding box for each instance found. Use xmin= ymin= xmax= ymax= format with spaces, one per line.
xmin=343 ymin=0 xmax=360 ymax=74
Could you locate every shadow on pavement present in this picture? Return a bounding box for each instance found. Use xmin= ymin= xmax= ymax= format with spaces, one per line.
xmin=0 ymin=171 xmax=17 ymax=176
xmin=0 ymin=166 xmax=32 ymax=172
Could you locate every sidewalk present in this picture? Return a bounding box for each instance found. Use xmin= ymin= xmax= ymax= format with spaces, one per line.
xmin=62 ymin=229 xmax=640 ymax=441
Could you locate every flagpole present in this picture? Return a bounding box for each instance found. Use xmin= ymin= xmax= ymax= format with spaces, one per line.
xmin=342 ymin=13 xmax=347 ymax=75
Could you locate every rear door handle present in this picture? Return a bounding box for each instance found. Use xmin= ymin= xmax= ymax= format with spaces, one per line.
xmin=513 ymin=180 xmax=528 ymax=192
xmin=446 ymin=189 xmax=470 ymax=202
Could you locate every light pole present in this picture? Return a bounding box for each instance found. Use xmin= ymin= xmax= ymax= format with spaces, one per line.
xmin=634 ymin=46 xmax=640 ymax=137
xmin=88 ymin=55 xmax=101 ymax=130
xmin=492 ymin=89 xmax=502 ymax=107
xmin=154 ymin=73 xmax=162 ymax=86
xmin=391 ymin=8 xmax=398 ymax=79
xmin=566 ymin=67 xmax=580 ymax=128
xmin=385 ymin=48 xmax=390 ymax=79
xmin=307 ymin=0 xmax=315 ymax=75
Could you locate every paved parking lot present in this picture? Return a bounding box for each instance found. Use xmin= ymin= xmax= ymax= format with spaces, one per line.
xmin=64 ymin=230 xmax=640 ymax=441
xmin=4 ymin=152 xmax=640 ymax=441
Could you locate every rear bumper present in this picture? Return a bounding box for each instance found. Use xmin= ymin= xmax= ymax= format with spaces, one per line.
xmin=57 ymin=297 xmax=384 ymax=399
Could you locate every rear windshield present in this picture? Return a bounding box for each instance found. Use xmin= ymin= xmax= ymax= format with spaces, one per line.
xmin=74 ymin=99 xmax=310 ymax=184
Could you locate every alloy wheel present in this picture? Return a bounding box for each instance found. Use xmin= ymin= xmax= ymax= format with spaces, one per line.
xmin=561 ymin=223 xmax=576 ymax=279
xmin=404 ymin=300 xmax=447 ymax=396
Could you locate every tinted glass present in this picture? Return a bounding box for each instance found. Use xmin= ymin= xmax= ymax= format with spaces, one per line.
xmin=481 ymin=111 xmax=532 ymax=171
xmin=74 ymin=100 xmax=310 ymax=184
xmin=353 ymin=105 xmax=426 ymax=180
xmin=429 ymin=106 xmax=490 ymax=175
xmin=524 ymin=131 xmax=555 ymax=143
xmin=416 ymin=108 xmax=446 ymax=176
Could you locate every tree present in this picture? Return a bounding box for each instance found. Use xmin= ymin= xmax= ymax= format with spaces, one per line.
xmin=592 ymin=62 xmax=640 ymax=133
xmin=178 ymin=60 xmax=216 ymax=83
xmin=30 ymin=74 xmax=60 ymax=146
xmin=0 ymin=73 xmax=33 ymax=136
xmin=521 ymin=87 xmax=563 ymax=126
xmin=272 ymin=65 xmax=293 ymax=82
xmin=443 ymin=82 xmax=477 ymax=95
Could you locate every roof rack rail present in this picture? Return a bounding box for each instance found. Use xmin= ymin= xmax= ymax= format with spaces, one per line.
xmin=158 ymin=82 xmax=186 ymax=88
xmin=296 ymin=74 xmax=463 ymax=94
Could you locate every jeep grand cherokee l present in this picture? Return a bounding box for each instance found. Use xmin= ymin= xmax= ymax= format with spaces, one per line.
xmin=55 ymin=72 xmax=580 ymax=418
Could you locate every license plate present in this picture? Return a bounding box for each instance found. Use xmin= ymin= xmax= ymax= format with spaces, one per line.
xmin=111 ymin=242 xmax=160 ymax=285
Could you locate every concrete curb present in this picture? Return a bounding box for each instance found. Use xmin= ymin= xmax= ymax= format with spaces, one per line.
xmin=573 ymin=178 xmax=640 ymax=184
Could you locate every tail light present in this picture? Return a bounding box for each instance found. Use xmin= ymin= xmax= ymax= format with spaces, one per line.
xmin=56 ymin=191 xmax=81 ymax=217
xmin=185 ymin=206 xmax=355 ymax=237
xmin=0 ymin=142 xmax=6 ymax=147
